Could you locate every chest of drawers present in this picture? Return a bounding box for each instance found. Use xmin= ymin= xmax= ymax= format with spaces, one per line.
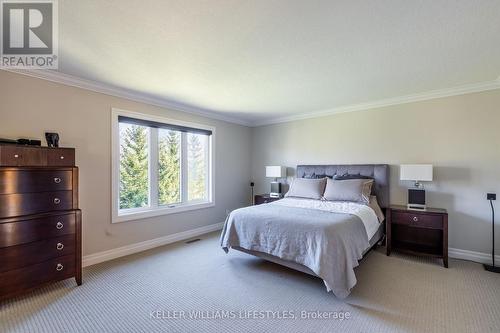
xmin=0 ymin=145 xmax=81 ymax=301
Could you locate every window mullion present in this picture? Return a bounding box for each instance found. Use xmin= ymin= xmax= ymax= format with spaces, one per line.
xmin=205 ymin=136 xmax=210 ymax=201
xmin=150 ymin=127 xmax=159 ymax=208
xmin=181 ymin=132 xmax=188 ymax=203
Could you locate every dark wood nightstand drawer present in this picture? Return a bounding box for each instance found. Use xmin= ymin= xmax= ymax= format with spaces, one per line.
xmin=254 ymin=194 xmax=281 ymax=205
xmin=392 ymin=211 xmax=443 ymax=229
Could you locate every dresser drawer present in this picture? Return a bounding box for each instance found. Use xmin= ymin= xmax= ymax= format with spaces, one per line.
xmin=0 ymin=191 xmax=73 ymax=218
xmin=0 ymin=146 xmax=46 ymax=166
xmin=0 ymin=169 xmax=73 ymax=194
xmin=47 ymin=148 xmax=75 ymax=166
xmin=392 ymin=211 xmax=443 ymax=229
xmin=0 ymin=212 xmax=75 ymax=247
xmin=0 ymin=255 xmax=75 ymax=297
xmin=0 ymin=234 xmax=75 ymax=273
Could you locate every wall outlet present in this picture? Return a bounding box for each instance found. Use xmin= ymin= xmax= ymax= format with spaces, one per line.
xmin=487 ymin=193 xmax=496 ymax=200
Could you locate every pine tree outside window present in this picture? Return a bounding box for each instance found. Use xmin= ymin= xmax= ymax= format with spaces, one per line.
xmin=158 ymin=129 xmax=181 ymax=206
xmin=112 ymin=109 xmax=214 ymax=223
xmin=119 ymin=123 xmax=149 ymax=210
xmin=187 ymin=133 xmax=208 ymax=202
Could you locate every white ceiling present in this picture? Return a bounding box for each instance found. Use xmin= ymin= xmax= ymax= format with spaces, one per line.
xmin=56 ymin=0 xmax=500 ymax=125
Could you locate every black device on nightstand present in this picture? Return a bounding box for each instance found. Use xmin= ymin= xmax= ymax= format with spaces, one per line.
xmin=386 ymin=205 xmax=448 ymax=267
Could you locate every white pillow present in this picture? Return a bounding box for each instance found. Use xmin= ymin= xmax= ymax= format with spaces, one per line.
xmin=323 ymin=178 xmax=373 ymax=204
xmin=285 ymin=178 xmax=327 ymax=200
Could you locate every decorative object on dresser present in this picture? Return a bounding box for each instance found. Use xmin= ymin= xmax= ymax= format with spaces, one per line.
xmin=0 ymin=138 xmax=17 ymax=145
xmin=265 ymin=166 xmax=286 ymax=198
xmin=254 ymin=194 xmax=281 ymax=205
xmin=386 ymin=205 xmax=448 ymax=267
xmin=0 ymin=144 xmax=81 ymax=301
xmin=400 ymin=164 xmax=433 ymax=210
xmin=0 ymin=138 xmax=41 ymax=146
xmin=45 ymin=132 xmax=60 ymax=148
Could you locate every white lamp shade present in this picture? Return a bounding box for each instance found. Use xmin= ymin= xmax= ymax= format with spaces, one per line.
xmin=266 ymin=166 xmax=286 ymax=178
xmin=400 ymin=164 xmax=433 ymax=182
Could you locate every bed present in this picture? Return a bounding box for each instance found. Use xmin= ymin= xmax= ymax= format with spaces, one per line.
xmin=220 ymin=164 xmax=389 ymax=298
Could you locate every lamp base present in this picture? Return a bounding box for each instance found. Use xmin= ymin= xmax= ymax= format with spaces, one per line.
xmin=484 ymin=264 xmax=500 ymax=273
xmin=407 ymin=204 xmax=427 ymax=211
xmin=270 ymin=181 xmax=282 ymax=198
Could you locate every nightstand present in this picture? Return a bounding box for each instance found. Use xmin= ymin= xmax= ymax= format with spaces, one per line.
xmin=386 ymin=205 xmax=448 ymax=267
xmin=254 ymin=194 xmax=281 ymax=205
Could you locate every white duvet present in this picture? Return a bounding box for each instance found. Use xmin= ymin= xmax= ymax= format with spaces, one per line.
xmin=221 ymin=196 xmax=382 ymax=297
xmin=270 ymin=197 xmax=382 ymax=240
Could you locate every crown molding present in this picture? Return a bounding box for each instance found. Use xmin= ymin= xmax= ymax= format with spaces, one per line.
xmin=252 ymin=79 xmax=500 ymax=127
xmin=3 ymin=68 xmax=500 ymax=128
xmin=1 ymin=68 xmax=253 ymax=127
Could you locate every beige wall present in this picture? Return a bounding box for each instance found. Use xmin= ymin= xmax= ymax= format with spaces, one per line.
xmin=251 ymin=89 xmax=500 ymax=255
xmin=2 ymin=69 xmax=499 ymax=257
xmin=0 ymin=71 xmax=252 ymax=256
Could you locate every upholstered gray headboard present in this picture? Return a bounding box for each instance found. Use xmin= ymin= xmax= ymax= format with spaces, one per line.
xmin=296 ymin=164 xmax=390 ymax=208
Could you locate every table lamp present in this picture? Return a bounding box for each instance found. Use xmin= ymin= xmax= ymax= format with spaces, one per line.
xmin=400 ymin=164 xmax=433 ymax=210
xmin=266 ymin=166 xmax=286 ymax=198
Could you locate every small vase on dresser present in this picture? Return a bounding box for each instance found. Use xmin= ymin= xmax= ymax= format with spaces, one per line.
xmin=0 ymin=144 xmax=82 ymax=301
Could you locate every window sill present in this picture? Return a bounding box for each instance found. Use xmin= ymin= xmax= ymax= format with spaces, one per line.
xmin=112 ymin=201 xmax=215 ymax=223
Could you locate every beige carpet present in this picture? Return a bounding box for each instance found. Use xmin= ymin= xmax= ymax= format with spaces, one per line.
xmin=1 ymin=231 xmax=499 ymax=333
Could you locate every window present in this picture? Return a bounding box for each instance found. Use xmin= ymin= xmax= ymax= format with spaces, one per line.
xmin=112 ymin=109 xmax=214 ymax=223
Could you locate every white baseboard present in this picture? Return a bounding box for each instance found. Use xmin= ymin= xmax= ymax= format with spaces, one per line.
xmin=449 ymin=247 xmax=500 ymax=265
xmin=82 ymin=222 xmax=224 ymax=267
xmin=83 ymin=225 xmax=497 ymax=267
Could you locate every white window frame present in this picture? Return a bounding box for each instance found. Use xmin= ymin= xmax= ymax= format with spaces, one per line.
xmin=111 ymin=108 xmax=215 ymax=223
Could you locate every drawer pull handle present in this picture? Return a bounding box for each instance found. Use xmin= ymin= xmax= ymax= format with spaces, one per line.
xmin=60 ymin=156 xmax=65 ymax=160
xmin=56 ymin=264 xmax=64 ymax=271
xmin=413 ymin=216 xmax=419 ymax=222
xmin=54 ymin=198 xmax=61 ymax=204
xmin=54 ymin=177 xmax=62 ymax=183
xmin=56 ymin=222 xmax=64 ymax=229
xmin=14 ymin=154 xmax=19 ymax=158
xmin=56 ymin=243 xmax=64 ymax=250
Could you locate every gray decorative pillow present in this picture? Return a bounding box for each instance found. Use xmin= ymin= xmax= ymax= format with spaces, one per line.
xmin=333 ymin=174 xmax=375 ymax=194
xmin=285 ymin=177 xmax=327 ymax=200
xmin=323 ymin=178 xmax=374 ymax=204
xmin=333 ymin=174 xmax=373 ymax=181
xmin=303 ymin=173 xmax=331 ymax=179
